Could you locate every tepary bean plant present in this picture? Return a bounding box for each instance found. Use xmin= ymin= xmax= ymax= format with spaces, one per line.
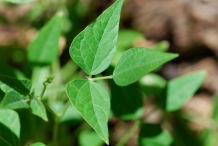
xmin=0 ymin=0 xmax=207 ymax=146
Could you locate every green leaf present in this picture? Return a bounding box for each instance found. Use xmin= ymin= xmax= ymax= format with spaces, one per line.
xmin=79 ymin=130 xmax=104 ymax=146
xmin=212 ymin=94 xmax=218 ymax=121
xmin=0 ymin=74 xmax=31 ymax=96
xmin=31 ymin=142 xmax=46 ymax=146
xmin=138 ymin=123 xmax=173 ymax=146
xmin=139 ymin=73 xmax=167 ymax=98
xmin=30 ymin=97 xmax=48 ymax=121
xmin=70 ymin=0 xmax=124 ymax=75
xmin=1 ymin=0 xmax=34 ymax=3
xmin=117 ymin=29 xmax=143 ymax=50
xmin=0 ymin=109 xmax=20 ymax=139
xmin=153 ymin=41 xmax=169 ymax=52
xmin=109 ymin=80 xmax=143 ymax=120
xmin=1 ymin=91 xmax=29 ymax=109
xmin=111 ymin=29 xmax=143 ymax=66
xmin=166 ymin=71 xmax=206 ymax=111
xmin=28 ymin=12 xmax=64 ymax=64
xmin=66 ymin=80 xmax=110 ymax=144
xmin=113 ymin=48 xmax=178 ymax=86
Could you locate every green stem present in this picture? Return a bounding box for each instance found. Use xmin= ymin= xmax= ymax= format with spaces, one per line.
xmin=42 ymin=100 xmax=58 ymax=119
xmin=116 ymin=120 xmax=141 ymax=146
xmin=39 ymin=84 xmax=47 ymax=100
xmin=59 ymin=101 xmax=71 ymax=118
xmin=53 ymin=118 xmax=59 ymax=146
xmin=88 ymin=75 xmax=113 ymax=81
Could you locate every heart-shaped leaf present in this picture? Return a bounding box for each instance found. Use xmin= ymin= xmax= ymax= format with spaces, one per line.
xmin=66 ymin=80 xmax=110 ymax=144
xmin=28 ymin=12 xmax=64 ymax=64
xmin=166 ymin=71 xmax=206 ymax=111
xmin=113 ymin=48 xmax=178 ymax=86
xmin=70 ymin=0 xmax=124 ymax=75
xmin=1 ymin=91 xmax=29 ymax=109
xmin=30 ymin=97 xmax=48 ymax=121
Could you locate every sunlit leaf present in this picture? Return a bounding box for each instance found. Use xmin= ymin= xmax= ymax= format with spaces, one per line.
xmin=66 ymin=80 xmax=110 ymax=144
xmin=30 ymin=97 xmax=48 ymax=121
xmin=113 ymin=48 xmax=178 ymax=86
xmin=166 ymin=71 xmax=206 ymax=111
xmin=138 ymin=123 xmax=173 ymax=146
xmin=70 ymin=0 xmax=124 ymax=75
xmin=28 ymin=12 xmax=64 ymax=63
xmin=1 ymin=91 xmax=29 ymax=109
xmin=0 ymin=74 xmax=31 ymax=96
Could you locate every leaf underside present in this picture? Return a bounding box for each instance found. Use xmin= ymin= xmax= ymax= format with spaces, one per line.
xmin=66 ymin=79 xmax=110 ymax=144
xmin=70 ymin=0 xmax=124 ymax=75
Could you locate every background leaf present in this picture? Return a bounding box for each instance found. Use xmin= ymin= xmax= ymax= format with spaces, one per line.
xmin=166 ymin=71 xmax=206 ymax=111
xmin=31 ymin=142 xmax=46 ymax=146
xmin=66 ymin=80 xmax=110 ymax=144
xmin=0 ymin=91 xmax=29 ymax=109
xmin=79 ymin=130 xmax=104 ymax=146
xmin=28 ymin=12 xmax=64 ymax=64
xmin=138 ymin=123 xmax=173 ymax=146
xmin=1 ymin=0 xmax=34 ymax=3
xmin=111 ymin=29 xmax=143 ymax=66
xmin=0 ymin=75 xmax=31 ymax=96
xmin=113 ymin=48 xmax=178 ymax=86
xmin=139 ymin=73 xmax=167 ymax=98
xmin=109 ymin=79 xmax=143 ymax=120
xmin=70 ymin=0 xmax=124 ymax=75
xmin=30 ymin=97 xmax=48 ymax=121
xmin=0 ymin=109 xmax=20 ymax=140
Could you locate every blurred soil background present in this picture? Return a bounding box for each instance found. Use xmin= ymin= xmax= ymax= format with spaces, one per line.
xmin=0 ymin=0 xmax=218 ymax=145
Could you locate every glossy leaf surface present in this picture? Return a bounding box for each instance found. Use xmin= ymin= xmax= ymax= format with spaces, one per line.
xmin=166 ymin=71 xmax=206 ymax=111
xmin=28 ymin=12 xmax=64 ymax=63
xmin=113 ymin=48 xmax=178 ymax=86
xmin=66 ymin=80 xmax=110 ymax=144
xmin=30 ymin=97 xmax=48 ymax=121
xmin=1 ymin=91 xmax=29 ymax=109
xmin=70 ymin=0 xmax=124 ymax=75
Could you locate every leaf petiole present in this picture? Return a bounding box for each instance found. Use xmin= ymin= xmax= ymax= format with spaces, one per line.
xmin=87 ymin=75 xmax=113 ymax=81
